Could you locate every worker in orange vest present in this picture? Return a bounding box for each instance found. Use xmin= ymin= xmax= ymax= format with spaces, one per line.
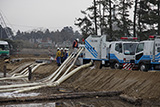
xmin=72 ymin=38 xmax=79 ymax=54
xmin=73 ymin=38 xmax=79 ymax=48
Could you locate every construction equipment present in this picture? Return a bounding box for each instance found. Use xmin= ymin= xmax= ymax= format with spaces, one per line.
xmin=81 ymin=35 xmax=138 ymax=69
xmin=135 ymin=35 xmax=160 ymax=71
xmin=0 ymin=40 xmax=10 ymax=59
xmin=109 ymin=37 xmax=138 ymax=69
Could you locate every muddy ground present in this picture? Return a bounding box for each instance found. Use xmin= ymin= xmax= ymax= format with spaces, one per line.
xmin=0 ymin=49 xmax=160 ymax=106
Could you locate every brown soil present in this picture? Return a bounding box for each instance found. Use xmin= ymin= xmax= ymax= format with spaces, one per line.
xmin=32 ymin=62 xmax=160 ymax=105
xmin=1 ymin=54 xmax=160 ymax=106
xmin=63 ymin=68 xmax=160 ymax=102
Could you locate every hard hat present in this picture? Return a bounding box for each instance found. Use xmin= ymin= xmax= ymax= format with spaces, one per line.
xmin=57 ymin=48 xmax=60 ymax=50
xmin=76 ymin=38 xmax=79 ymax=42
xmin=60 ymin=48 xmax=63 ymax=50
xmin=64 ymin=48 xmax=67 ymax=50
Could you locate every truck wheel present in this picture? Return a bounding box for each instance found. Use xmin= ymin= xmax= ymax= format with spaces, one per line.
xmin=114 ymin=63 xmax=120 ymax=69
xmin=140 ymin=64 xmax=148 ymax=72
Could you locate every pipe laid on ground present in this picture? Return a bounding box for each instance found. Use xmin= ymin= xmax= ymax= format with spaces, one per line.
xmin=10 ymin=63 xmax=35 ymax=77
xmin=0 ymin=82 xmax=41 ymax=89
xmin=0 ymin=63 xmax=45 ymax=81
xmin=9 ymin=62 xmax=34 ymax=74
xmin=43 ymin=47 xmax=82 ymax=82
xmin=12 ymin=62 xmax=92 ymax=93
xmin=12 ymin=48 xmax=84 ymax=93
xmin=19 ymin=63 xmax=36 ymax=75
xmin=49 ymin=48 xmax=82 ymax=82
xmin=55 ymin=47 xmax=84 ymax=82
xmin=43 ymin=53 xmax=74 ymax=82
xmin=54 ymin=61 xmax=92 ymax=86
xmin=49 ymin=55 xmax=75 ymax=82
xmin=0 ymin=55 xmax=73 ymax=91
xmin=0 ymin=48 xmax=85 ymax=93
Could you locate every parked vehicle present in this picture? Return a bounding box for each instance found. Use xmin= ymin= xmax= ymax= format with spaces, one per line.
xmin=82 ymin=35 xmax=110 ymax=67
xmin=0 ymin=40 xmax=10 ymax=59
xmin=80 ymin=35 xmax=138 ymax=69
xmin=109 ymin=37 xmax=138 ymax=69
xmin=135 ymin=35 xmax=160 ymax=71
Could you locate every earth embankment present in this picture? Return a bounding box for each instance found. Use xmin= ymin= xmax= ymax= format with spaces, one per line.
xmin=63 ymin=67 xmax=160 ymax=103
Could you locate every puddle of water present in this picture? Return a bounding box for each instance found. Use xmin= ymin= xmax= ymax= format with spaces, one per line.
xmin=0 ymin=92 xmax=40 ymax=98
xmin=1 ymin=97 xmax=134 ymax=107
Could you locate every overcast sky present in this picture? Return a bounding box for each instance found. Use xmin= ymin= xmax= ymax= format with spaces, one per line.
xmin=0 ymin=0 xmax=92 ymax=33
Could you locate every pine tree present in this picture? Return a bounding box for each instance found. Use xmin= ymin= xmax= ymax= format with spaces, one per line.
xmin=117 ymin=0 xmax=133 ymax=36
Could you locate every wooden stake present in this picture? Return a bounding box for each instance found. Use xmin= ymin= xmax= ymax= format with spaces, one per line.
xmin=28 ymin=66 xmax=32 ymax=81
xmin=3 ymin=65 xmax=6 ymax=77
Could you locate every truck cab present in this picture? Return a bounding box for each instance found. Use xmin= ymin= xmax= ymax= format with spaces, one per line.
xmin=0 ymin=40 xmax=10 ymax=59
xmin=135 ymin=35 xmax=160 ymax=71
xmin=109 ymin=37 xmax=138 ymax=69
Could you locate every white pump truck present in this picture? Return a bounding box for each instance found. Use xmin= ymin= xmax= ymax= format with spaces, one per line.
xmin=109 ymin=37 xmax=138 ymax=69
xmin=81 ymin=35 xmax=138 ymax=69
xmin=134 ymin=35 xmax=160 ymax=71
xmin=82 ymin=35 xmax=110 ymax=67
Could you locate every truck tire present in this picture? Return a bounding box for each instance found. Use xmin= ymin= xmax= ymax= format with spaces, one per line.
xmin=140 ymin=64 xmax=148 ymax=72
xmin=114 ymin=63 xmax=120 ymax=69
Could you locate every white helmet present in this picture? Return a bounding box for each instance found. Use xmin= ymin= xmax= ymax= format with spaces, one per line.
xmin=76 ymin=38 xmax=79 ymax=42
xmin=64 ymin=48 xmax=67 ymax=50
xmin=57 ymin=48 xmax=60 ymax=50
xmin=60 ymin=48 xmax=63 ymax=50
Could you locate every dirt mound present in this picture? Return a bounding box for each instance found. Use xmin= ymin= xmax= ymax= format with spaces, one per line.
xmin=63 ymin=67 xmax=160 ymax=102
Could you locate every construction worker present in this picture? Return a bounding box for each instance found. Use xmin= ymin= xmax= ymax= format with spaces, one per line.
xmin=60 ymin=48 xmax=64 ymax=63
xmin=63 ymin=48 xmax=68 ymax=61
xmin=56 ymin=48 xmax=61 ymax=66
xmin=72 ymin=38 xmax=79 ymax=54
xmin=73 ymin=38 xmax=79 ymax=48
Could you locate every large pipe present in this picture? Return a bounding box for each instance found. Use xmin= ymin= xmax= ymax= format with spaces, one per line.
xmin=56 ymin=47 xmax=84 ymax=82
xmin=0 ymin=82 xmax=41 ymax=89
xmin=43 ymin=48 xmax=82 ymax=82
xmin=49 ymin=55 xmax=75 ymax=82
xmin=43 ymin=53 xmax=74 ymax=82
xmin=19 ymin=63 xmax=36 ymax=75
xmin=13 ymin=62 xmax=92 ymax=93
xmin=9 ymin=62 xmax=34 ymax=74
xmin=49 ymin=49 xmax=80 ymax=82
xmin=54 ymin=61 xmax=92 ymax=86
xmin=0 ymin=63 xmax=45 ymax=81
xmin=0 ymin=48 xmax=86 ymax=93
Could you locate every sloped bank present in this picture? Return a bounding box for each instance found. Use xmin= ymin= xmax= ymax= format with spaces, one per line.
xmin=63 ymin=67 xmax=160 ymax=105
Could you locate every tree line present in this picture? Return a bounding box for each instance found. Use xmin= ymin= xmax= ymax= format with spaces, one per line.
xmin=0 ymin=25 xmax=81 ymax=48
xmin=14 ymin=26 xmax=81 ymax=43
xmin=75 ymin=0 xmax=160 ymax=40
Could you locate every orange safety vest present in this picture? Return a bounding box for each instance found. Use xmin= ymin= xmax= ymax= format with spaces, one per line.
xmin=74 ymin=41 xmax=78 ymax=47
